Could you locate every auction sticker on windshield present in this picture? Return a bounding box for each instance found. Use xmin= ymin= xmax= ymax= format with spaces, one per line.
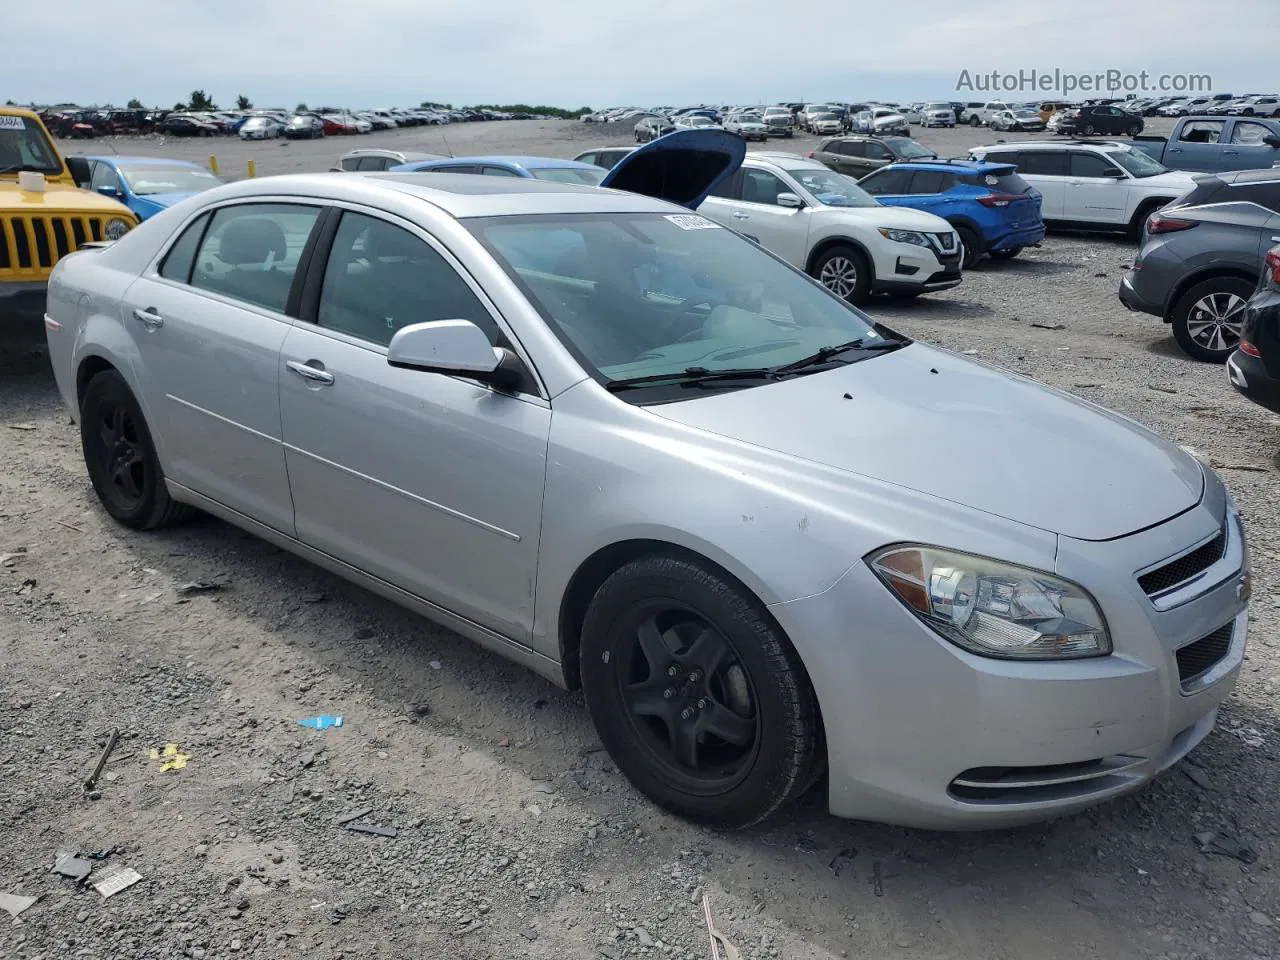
xmin=0 ymin=117 xmax=27 ymax=130
xmin=665 ymin=214 xmax=721 ymax=230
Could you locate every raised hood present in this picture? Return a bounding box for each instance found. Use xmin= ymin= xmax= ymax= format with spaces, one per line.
xmin=0 ymin=178 xmax=134 ymax=216
xmin=648 ymin=344 xmax=1204 ymax=542
xmin=600 ymin=128 xmax=745 ymax=209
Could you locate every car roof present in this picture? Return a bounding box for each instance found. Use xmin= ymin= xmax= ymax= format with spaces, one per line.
xmin=746 ymin=153 xmax=827 ymax=170
xmin=1215 ymin=168 xmax=1280 ymax=185
xmin=341 ymin=149 xmax=441 ymax=161
xmin=885 ymin=159 xmax=1014 ymax=175
xmin=207 ymin=172 xmax=674 ymax=218
xmin=404 ymin=156 xmax=601 ymax=171
xmin=86 ymin=155 xmax=205 ymax=168
xmin=976 ymin=139 xmax=1130 ymax=152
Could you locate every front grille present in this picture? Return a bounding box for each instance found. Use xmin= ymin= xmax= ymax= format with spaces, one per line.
xmin=0 ymin=215 xmax=105 ymax=279
xmin=1138 ymin=528 xmax=1227 ymax=596
xmin=929 ymin=232 xmax=959 ymax=255
xmin=1176 ymin=623 xmax=1233 ymax=688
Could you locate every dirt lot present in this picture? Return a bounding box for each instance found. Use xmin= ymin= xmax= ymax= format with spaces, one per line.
xmin=1 ymin=117 xmax=1278 ymax=960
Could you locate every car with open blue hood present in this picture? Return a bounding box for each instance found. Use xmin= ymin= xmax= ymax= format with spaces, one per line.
xmin=84 ymin=156 xmax=224 ymax=221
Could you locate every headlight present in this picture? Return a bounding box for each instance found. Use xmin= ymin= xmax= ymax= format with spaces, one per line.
xmin=878 ymin=228 xmax=930 ymax=247
xmin=867 ymin=545 xmax=1112 ymax=660
xmin=104 ymin=218 xmax=131 ymax=241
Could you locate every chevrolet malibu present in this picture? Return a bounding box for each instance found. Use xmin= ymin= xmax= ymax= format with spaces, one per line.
xmin=43 ymin=132 xmax=1250 ymax=830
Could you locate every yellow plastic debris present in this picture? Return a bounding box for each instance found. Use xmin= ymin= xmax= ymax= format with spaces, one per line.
xmin=148 ymin=743 xmax=191 ymax=772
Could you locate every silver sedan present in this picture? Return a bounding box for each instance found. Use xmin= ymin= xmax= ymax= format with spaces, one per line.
xmin=43 ymin=167 xmax=1250 ymax=830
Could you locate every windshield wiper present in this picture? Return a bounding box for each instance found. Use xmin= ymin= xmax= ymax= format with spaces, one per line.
xmin=773 ymin=337 xmax=908 ymax=375
xmin=605 ymin=366 xmax=777 ymax=392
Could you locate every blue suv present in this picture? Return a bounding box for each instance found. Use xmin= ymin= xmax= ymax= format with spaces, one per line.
xmin=857 ymin=159 xmax=1044 ymax=267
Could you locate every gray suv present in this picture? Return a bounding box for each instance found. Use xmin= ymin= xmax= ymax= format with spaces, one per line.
xmin=1119 ymin=168 xmax=1280 ymax=361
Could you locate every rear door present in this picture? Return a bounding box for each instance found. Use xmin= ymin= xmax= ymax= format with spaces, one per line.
xmin=120 ymin=201 xmax=324 ymax=532
xmin=1012 ymin=150 xmax=1067 ymax=218
xmin=1222 ymin=120 xmax=1280 ymax=171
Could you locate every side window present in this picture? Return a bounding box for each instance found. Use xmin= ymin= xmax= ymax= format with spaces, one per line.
xmin=859 ymin=168 xmax=912 ymax=195
xmin=355 ymin=156 xmax=387 ymax=171
xmin=1017 ymin=150 xmax=1068 ymax=176
xmin=864 ymin=143 xmax=892 ymax=161
xmin=436 ymin=164 xmax=480 ymax=174
xmin=707 ymin=170 xmax=741 ymax=200
xmin=906 ymin=171 xmax=953 ymax=194
xmin=159 ymin=212 xmax=210 ymax=283
xmin=340 ymin=157 xmax=361 ymax=171
xmin=482 ymin=166 xmax=522 ymax=177
xmin=1179 ymin=120 xmax=1224 ymax=144
xmin=839 ymin=141 xmax=865 ymax=157
xmin=739 ymin=169 xmax=790 ymax=205
xmin=577 ymin=152 xmax=598 ymax=167
xmin=89 ymin=161 xmax=119 ymax=192
xmin=1230 ymin=121 xmax=1271 ymax=145
xmin=1069 ymin=152 xmax=1120 ymax=178
xmin=191 ymin=203 xmax=321 ymax=313
xmin=1233 ymin=182 xmax=1280 ymax=214
xmin=316 ymin=212 xmax=498 ymax=348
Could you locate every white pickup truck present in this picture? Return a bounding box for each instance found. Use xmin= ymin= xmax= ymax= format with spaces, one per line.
xmin=960 ymin=100 xmax=1012 ymax=127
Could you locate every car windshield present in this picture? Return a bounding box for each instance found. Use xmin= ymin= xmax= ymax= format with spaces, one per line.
xmin=812 ymin=113 xmax=836 ymax=121
xmin=0 ymin=115 xmax=64 ymax=176
xmin=925 ymin=102 xmax=950 ymax=111
xmin=530 ymin=167 xmax=605 ymax=185
xmin=119 ymin=165 xmax=222 ymax=195
xmin=764 ymin=108 xmax=788 ymax=116
xmin=782 ymin=167 xmax=879 ymax=207
xmin=469 ymin=212 xmax=884 ymax=394
xmin=1111 ymin=149 xmax=1168 ymax=178
xmin=890 ymin=140 xmax=936 ymax=159
xmin=1014 ymin=109 xmax=1039 ymax=118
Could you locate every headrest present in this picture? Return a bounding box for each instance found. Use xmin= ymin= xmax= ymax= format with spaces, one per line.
xmin=217 ymin=217 xmax=287 ymax=266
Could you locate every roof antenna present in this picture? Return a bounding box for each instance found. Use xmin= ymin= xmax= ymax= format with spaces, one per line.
xmin=441 ymin=132 xmax=453 ymax=158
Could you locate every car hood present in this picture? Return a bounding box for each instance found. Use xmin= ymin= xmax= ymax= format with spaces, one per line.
xmin=600 ymin=128 xmax=745 ymax=209
xmin=815 ymin=202 xmax=953 ymax=232
xmin=0 ymin=178 xmax=134 ymax=215
xmin=1141 ymin=169 xmax=1200 ymax=189
xmin=133 ymin=191 xmax=200 ymax=214
xmin=647 ymin=343 xmax=1203 ymax=541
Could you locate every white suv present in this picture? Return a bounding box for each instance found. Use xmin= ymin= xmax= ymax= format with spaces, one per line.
xmin=968 ymin=141 xmax=1198 ymax=237
xmin=696 ymin=153 xmax=962 ymax=303
xmin=960 ymin=101 xmax=1011 ymax=126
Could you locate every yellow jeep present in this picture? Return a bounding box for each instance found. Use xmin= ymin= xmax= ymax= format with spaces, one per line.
xmin=1 ymin=107 xmax=139 ymax=322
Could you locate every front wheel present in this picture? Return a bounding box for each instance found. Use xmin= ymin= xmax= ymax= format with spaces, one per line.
xmin=811 ymin=244 xmax=871 ymax=304
xmin=580 ymin=554 xmax=821 ymax=828
xmin=80 ymin=370 xmax=188 ymax=529
xmin=969 ymin=115 xmax=980 ymax=126
xmin=1171 ymin=277 xmax=1253 ymax=362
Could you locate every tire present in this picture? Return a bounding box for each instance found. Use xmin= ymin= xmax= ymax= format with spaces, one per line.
xmin=969 ymin=115 xmax=980 ymax=126
xmin=955 ymin=225 xmax=982 ymax=268
xmin=579 ymin=554 xmax=821 ymax=828
xmin=810 ymin=244 xmax=872 ymax=304
xmin=1127 ymin=124 xmax=1141 ymax=136
xmin=1082 ymin=123 xmax=1095 ymax=136
xmin=1170 ymin=277 xmax=1254 ymax=362
xmin=80 ymin=370 xmax=188 ymax=530
xmin=988 ymin=246 xmax=1022 ymax=261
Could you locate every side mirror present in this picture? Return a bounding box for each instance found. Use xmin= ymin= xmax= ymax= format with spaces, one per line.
xmin=387 ymin=319 xmax=526 ymax=392
xmin=1104 ymin=168 xmax=1127 ymax=178
xmin=96 ymin=184 xmax=121 ymax=198
xmin=1264 ymin=135 xmax=1280 ymax=149
xmin=65 ymin=156 xmax=92 ymax=188
xmin=776 ymin=192 xmax=804 ymax=209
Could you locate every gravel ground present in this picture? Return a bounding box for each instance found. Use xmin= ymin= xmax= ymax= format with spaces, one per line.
xmin=1 ymin=116 xmax=1278 ymax=960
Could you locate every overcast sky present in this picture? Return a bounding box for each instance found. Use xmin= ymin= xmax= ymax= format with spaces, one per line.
xmin=8 ymin=0 xmax=1275 ymax=110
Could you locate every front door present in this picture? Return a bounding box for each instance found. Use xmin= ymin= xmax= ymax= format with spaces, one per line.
xmin=277 ymin=208 xmax=550 ymax=643
xmin=1064 ymin=152 xmax=1128 ymax=223
xmin=1223 ymin=120 xmax=1280 ymax=171
xmin=120 ymin=202 xmax=323 ymax=532
xmin=699 ymin=167 xmax=810 ymax=266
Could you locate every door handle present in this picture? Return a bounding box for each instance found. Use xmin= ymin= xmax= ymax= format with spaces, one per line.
xmin=132 ymin=307 xmax=163 ymax=328
xmin=286 ymin=360 xmax=335 ymax=385
xmin=732 ymin=212 xmax=750 ymax=220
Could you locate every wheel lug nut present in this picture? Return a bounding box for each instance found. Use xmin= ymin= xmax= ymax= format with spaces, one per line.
xmin=680 ymin=708 xmax=693 ymax=720
xmin=697 ymin=699 xmax=707 ymax=710
xmin=667 ymin=665 xmax=680 ymax=677
xmin=663 ymin=688 xmax=674 ymax=699
xmin=687 ymin=670 xmax=700 ymax=683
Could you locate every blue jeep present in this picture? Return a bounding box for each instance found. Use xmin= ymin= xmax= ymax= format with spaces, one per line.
xmin=858 ymin=159 xmax=1045 ymax=266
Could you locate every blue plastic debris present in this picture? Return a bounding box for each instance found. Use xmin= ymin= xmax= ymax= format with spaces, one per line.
xmin=299 ymin=715 xmax=344 ymax=730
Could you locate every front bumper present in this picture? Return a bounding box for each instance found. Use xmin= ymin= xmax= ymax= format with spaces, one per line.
xmin=0 ymin=281 xmax=49 ymax=322
xmin=770 ymin=495 xmax=1247 ymax=830
xmin=872 ymin=245 xmax=963 ymax=295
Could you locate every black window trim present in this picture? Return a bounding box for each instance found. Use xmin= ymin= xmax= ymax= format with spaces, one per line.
xmin=158 ymin=209 xmax=213 ymax=285
xmin=292 ymin=201 xmax=548 ymax=400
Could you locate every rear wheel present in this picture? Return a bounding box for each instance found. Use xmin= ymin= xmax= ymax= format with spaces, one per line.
xmin=969 ymin=115 xmax=980 ymax=126
xmin=1171 ymin=277 xmax=1253 ymax=362
xmin=988 ymin=246 xmax=1022 ymax=261
xmin=1127 ymin=123 xmax=1141 ymax=136
xmin=1082 ymin=123 xmax=1096 ymax=136
xmin=80 ymin=370 xmax=188 ymax=529
xmin=580 ymin=554 xmax=821 ymax=828
xmin=810 ymin=244 xmax=871 ymax=305
xmin=956 ymin=225 xmax=982 ymax=268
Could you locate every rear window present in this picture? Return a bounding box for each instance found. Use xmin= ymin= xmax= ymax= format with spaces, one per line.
xmin=960 ymin=171 xmax=1033 ymax=194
